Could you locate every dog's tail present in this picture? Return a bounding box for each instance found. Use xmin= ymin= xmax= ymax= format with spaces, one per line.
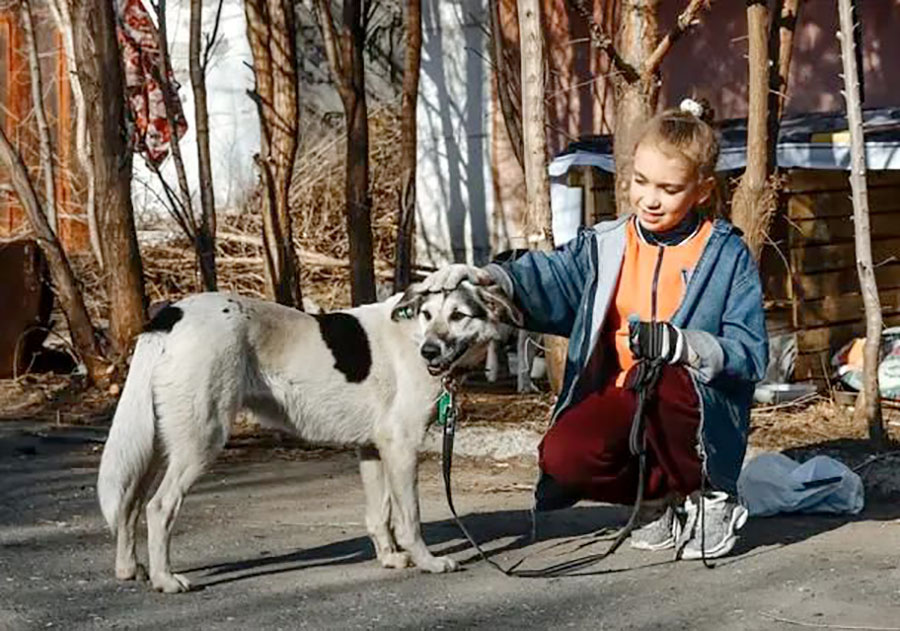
xmin=97 ymin=333 xmax=165 ymax=533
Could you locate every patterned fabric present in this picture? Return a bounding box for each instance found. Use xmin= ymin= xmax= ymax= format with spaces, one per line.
xmin=117 ymin=0 xmax=187 ymax=166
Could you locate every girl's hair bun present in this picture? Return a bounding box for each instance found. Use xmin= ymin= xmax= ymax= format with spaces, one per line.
xmin=679 ymin=97 xmax=715 ymax=124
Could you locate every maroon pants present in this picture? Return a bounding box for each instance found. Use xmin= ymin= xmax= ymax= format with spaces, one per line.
xmin=538 ymin=365 xmax=702 ymax=505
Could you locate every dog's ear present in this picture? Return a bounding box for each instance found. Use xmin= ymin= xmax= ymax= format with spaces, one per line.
xmin=477 ymin=285 xmax=523 ymax=327
xmin=391 ymin=284 xmax=426 ymax=321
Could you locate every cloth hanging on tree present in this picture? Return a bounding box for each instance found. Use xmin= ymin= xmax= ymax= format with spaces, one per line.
xmin=116 ymin=0 xmax=187 ymax=166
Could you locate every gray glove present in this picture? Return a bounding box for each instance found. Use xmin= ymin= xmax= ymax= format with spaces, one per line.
xmin=419 ymin=264 xmax=494 ymax=292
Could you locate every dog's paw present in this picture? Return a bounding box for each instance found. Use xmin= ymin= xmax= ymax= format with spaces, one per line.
xmin=115 ymin=562 xmax=148 ymax=582
xmin=151 ymin=572 xmax=192 ymax=594
xmin=418 ymin=555 xmax=459 ymax=573
xmin=380 ymin=551 xmax=412 ymax=569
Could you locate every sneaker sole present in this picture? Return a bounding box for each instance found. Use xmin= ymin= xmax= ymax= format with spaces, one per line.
xmin=630 ymin=536 xmax=675 ymax=552
xmin=681 ymin=505 xmax=749 ymax=561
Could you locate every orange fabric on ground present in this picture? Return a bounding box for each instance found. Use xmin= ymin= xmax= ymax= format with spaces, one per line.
xmin=610 ymin=217 xmax=713 ymax=386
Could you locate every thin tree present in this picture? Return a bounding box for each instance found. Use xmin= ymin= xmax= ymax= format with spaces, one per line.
xmin=570 ymin=0 xmax=714 ymax=215
xmin=71 ymin=0 xmax=147 ymax=360
xmin=730 ymin=1 xmax=774 ymax=260
xmin=19 ymin=0 xmax=57 ymax=233
xmin=488 ymin=0 xmax=524 ymax=171
xmin=837 ymin=0 xmax=884 ymax=445
xmin=393 ymin=0 xmax=421 ymax=292
xmin=517 ymin=0 xmax=552 ymax=250
xmin=314 ymin=0 xmax=377 ymax=306
xmin=148 ymin=0 xmax=218 ymax=291
xmin=188 ymin=0 xmax=224 ymax=290
xmin=732 ymin=0 xmax=804 ymax=260
xmin=244 ymin=0 xmax=304 ymax=307
xmin=46 ymin=0 xmax=101 ymax=266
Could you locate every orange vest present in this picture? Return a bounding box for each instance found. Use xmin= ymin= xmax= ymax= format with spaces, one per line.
xmin=610 ymin=218 xmax=713 ymax=386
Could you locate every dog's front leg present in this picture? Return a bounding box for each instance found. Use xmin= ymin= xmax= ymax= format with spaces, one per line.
xmin=358 ymin=445 xmax=411 ymax=569
xmin=378 ymin=438 xmax=458 ymax=573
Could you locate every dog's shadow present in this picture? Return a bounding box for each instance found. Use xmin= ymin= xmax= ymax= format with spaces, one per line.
xmin=184 ymin=498 xmax=898 ymax=586
xmin=186 ymin=504 xmax=626 ymax=587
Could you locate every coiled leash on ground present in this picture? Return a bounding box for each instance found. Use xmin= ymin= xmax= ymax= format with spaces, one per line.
xmin=439 ymin=356 xmax=669 ymax=578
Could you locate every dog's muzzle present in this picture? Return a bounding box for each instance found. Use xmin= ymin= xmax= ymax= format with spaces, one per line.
xmin=421 ymin=340 xmax=470 ymax=376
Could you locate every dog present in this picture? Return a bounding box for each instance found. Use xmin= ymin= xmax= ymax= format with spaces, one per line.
xmin=97 ymin=282 xmax=521 ymax=593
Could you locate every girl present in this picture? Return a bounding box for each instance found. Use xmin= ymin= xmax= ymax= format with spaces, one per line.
xmin=423 ymin=99 xmax=768 ymax=560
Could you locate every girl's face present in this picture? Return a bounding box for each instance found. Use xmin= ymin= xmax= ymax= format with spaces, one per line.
xmin=629 ymin=142 xmax=714 ymax=233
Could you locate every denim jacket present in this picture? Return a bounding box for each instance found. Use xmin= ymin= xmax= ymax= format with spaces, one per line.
xmin=486 ymin=215 xmax=769 ymax=496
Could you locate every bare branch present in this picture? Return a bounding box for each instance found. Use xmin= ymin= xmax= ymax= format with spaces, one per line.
xmin=567 ymin=0 xmax=640 ymax=84
xmin=643 ymin=0 xmax=713 ymax=78
xmin=201 ymin=0 xmax=227 ymax=72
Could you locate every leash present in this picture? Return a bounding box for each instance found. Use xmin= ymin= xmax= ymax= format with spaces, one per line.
xmin=438 ymin=358 xmax=667 ymax=578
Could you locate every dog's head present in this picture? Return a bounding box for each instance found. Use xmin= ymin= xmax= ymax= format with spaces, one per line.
xmin=391 ymin=281 xmax=523 ymax=376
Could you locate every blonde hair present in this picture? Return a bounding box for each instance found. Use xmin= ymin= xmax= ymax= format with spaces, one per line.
xmin=632 ymin=101 xmax=721 ymax=214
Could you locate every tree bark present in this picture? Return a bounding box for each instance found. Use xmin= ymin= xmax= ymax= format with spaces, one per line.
xmin=0 ymin=126 xmax=107 ymax=384
xmin=71 ymin=0 xmax=146 ymax=360
xmin=189 ymin=0 xmax=218 ymax=290
xmin=47 ymin=0 xmax=101 ymax=265
xmin=837 ymin=0 xmax=884 ymax=446
xmin=768 ymin=0 xmax=801 ymax=128
xmin=393 ymin=0 xmax=421 ymax=293
xmin=612 ymin=0 xmax=660 ymax=215
xmin=517 ymin=0 xmax=553 ymax=249
xmin=488 ymin=0 xmax=524 ymax=171
xmin=245 ymin=0 xmax=303 ymax=308
xmin=731 ymin=1 xmax=774 ymax=260
xmin=315 ymin=0 xmax=376 ymax=306
xmin=20 ymin=0 xmax=58 ymax=233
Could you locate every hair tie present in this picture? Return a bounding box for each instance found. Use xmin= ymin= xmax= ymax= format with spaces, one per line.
xmin=679 ymin=98 xmax=705 ymax=118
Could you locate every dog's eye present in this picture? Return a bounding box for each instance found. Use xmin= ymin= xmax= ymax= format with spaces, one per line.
xmin=448 ymin=311 xmax=466 ymax=322
xmin=421 ymin=310 xmax=432 ymax=321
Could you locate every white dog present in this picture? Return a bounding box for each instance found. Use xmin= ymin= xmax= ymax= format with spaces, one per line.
xmin=97 ymin=283 xmax=520 ymax=593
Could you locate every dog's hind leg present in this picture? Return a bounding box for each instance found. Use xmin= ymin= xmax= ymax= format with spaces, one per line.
xmin=358 ymin=445 xmax=411 ymax=569
xmin=145 ymin=400 xmax=230 ymax=593
xmin=115 ymin=453 xmax=160 ymax=581
xmin=378 ymin=436 xmax=459 ymax=573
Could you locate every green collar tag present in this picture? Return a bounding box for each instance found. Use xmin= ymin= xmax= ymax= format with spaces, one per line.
xmin=437 ymin=390 xmax=452 ymax=427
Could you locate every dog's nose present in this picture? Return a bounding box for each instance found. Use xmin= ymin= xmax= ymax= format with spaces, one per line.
xmin=420 ymin=342 xmax=441 ymax=362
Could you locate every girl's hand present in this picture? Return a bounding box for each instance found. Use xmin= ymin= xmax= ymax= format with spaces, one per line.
xmin=420 ymin=264 xmax=494 ymax=292
xmin=628 ymin=320 xmax=688 ymax=364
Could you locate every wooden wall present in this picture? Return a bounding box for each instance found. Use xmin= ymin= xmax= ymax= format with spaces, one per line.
xmin=772 ymin=170 xmax=900 ymax=383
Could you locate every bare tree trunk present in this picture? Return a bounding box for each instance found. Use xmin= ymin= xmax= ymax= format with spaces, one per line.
xmin=153 ymin=0 xmax=202 ymax=252
xmin=245 ymin=0 xmax=303 ymax=308
xmin=315 ymin=0 xmax=376 ymax=306
xmin=393 ymin=0 xmax=421 ymax=293
xmin=189 ymin=0 xmax=219 ymax=290
xmin=47 ymin=0 xmax=101 ymax=265
xmin=517 ymin=0 xmax=553 ymax=249
xmin=0 ymin=127 xmax=108 ymax=384
xmin=72 ymin=0 xmax=146 ymax=360
xmin=612 ymin=0 xmax=660 ymax=215
xmin=768 ymin=0 xmax=801 ymax=131
xmin=20 ymin=0 xmax=58 ymax=233
xmin=488 ymin=0 xmax=524 ymax=171
xmin=731 ymin=1 xmax=776 ymax=260
xmin=838 ymin=0 xmax=884 ymax=445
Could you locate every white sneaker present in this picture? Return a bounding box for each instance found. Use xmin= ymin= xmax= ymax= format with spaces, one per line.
xmin=630 ymin=505 xmax=677 ymax=551
xmin=676 ymin=492 xmax=749 ymax=561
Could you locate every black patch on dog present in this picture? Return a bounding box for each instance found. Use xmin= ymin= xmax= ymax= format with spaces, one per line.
xmin=222 ymin=308 xmax=230 ymax=314
xmin=314 ymin=313 xmax=371 ymax=383
xmin=145 ymin=304 xmax=183 ymax=333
